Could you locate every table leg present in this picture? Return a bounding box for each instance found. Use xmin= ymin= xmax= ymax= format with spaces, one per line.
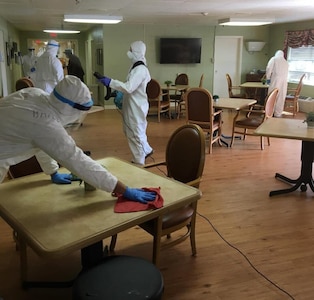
xmin=20 ymin=238 xmax=74 ymax=289
xmin=269 ymin=141 xmax=314 ymax=197
xmin=81 ymin=240 xmax=105 ymax=269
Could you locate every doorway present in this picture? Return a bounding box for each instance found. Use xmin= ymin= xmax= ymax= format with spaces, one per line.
xmin=213 ymin=36 xmax=243 ymax=97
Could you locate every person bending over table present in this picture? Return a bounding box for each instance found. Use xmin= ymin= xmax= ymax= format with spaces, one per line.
xmin=0 ymin=75 xmax=156 ymax=204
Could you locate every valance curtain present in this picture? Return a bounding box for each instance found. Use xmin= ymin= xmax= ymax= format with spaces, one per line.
xmin=284 ymin=29 xmax=314 ymax=57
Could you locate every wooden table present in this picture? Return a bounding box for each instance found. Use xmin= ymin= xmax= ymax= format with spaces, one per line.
xmin=213 ymin=97 xmax=257 ymax=110
xmin=240 ymin=81 xmax=269 ymax=105
xmin=160 ymin=84 xmax=189 ymax=92
xmin=161 ymin=84 xmax=189 ymax=117
xmin=255 ymin=118 xmax=314 ymax=196
xmin=214 ymin=97 xmax=257 ymax=146
xmin=240 ymin=82 xmax=269 ymax=89
xmin=0 ymin=157 xmax=201 ymax=287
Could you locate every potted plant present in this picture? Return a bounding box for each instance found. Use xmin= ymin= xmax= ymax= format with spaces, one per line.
xmin=304 ymin=111 xmax=314 ymax=128
xmin=164 ymin=80 xmax=172 ymax=87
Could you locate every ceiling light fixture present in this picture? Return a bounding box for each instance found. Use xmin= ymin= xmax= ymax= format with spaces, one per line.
xmin=218 ymin=18 xmax=274 ymax=26
xmin=43 ymin=29 xmax=81 ymax=34
xmin=64 ymin=14 xmax=123 ymax=24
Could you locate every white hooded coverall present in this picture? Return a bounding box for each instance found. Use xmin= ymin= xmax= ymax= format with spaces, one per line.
xmin=22 ymin=48 xmax=37 ymax=81
xmin=34 ymin=40 xmax=64 ymax=94
xmin=109 ymin=41 xmax=153 ymax=165
xmin=266 ymin=50 xmax=289 ymax=117
xmin=0 ymin=75 xmax=118 ymax=192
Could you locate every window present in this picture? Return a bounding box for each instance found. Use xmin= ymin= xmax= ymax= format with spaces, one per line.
xmin=287 ymin=46 xmax=314 ymax=85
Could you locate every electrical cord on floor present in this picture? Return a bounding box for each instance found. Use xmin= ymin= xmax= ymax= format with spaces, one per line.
xmin=197 ymin=212 xmax=295 ymax=300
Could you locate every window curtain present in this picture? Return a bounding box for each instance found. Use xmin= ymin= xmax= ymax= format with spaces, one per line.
xmin=284 ymin=29 xmax=314 ymax=57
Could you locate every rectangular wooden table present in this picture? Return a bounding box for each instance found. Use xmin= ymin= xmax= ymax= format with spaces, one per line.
xmin=255 ymin=118 xmax=314 ymax=196
xmin=0 ymin=157 xmax=201 ymax=288
xmin=213 ymin=97 xmax=257 ymax=111
xmin=240 ymin=81 xmax=269 ymax=105
xmin=213 ymin=97 xmax=257 ymax=146
xmin=160 ymin=84 xmax=189 ymax=92
xmin=161 ymin=84 xmax=189 ymax=117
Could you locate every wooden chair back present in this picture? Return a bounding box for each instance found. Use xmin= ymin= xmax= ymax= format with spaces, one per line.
xmin=199 ymin=74 xmax=204 ymax=88
xmin=284 ymin=74 xmax=305 ymax=116
xmin=185 ymin=87 xmax=223 ymax=153
xmin=7 ymin=156 xmax=43 ymax=179
xmin=226 ymin=73 xmax=246 ymax=98
xmin=146 ymin=79 xmax=170 ymax=122
xmin=166 ymin=124 xmax=205 ymax=186
xmin=175 ymin=73 xmax=189 ymax=85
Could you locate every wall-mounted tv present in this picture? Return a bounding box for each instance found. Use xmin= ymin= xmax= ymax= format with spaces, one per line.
xmin=160 ymin=38 xmax=202 ymax=64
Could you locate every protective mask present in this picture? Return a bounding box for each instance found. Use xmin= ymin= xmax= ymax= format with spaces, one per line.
xmin=127 ymin=50 xmax=134 ymax=60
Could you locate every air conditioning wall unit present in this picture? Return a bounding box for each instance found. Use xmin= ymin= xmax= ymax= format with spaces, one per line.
xmin=245 ymin=41 xmax=266 ymax=52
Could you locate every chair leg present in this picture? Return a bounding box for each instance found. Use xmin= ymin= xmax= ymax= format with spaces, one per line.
xmin=109 ymin=234 xmax=117 ymax=252
xmin=230 ymin=126 xmax=236 ymax=147
xmin=208 ymin=139 xmax=212 ymax=154
xmin=189 ymin=223 xmax=197 ymax=257
xmin=260 ymin=136 xmax=264 ymax=150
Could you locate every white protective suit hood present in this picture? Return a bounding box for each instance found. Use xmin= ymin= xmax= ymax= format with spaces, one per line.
xmin=275 ymin=50 xmax=284 ymax=58
xmin=50 ymin=75 xmax=93 ymax=126
xmin=127 ymin=41 xmax=147 ymax=65
xmin=46 ymin=40 xmax=60 ymax=57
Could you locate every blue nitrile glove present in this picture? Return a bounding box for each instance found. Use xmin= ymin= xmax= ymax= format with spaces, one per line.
xmin=266 ymin=79 xmax=271 ymax=85
xmin=51 ymin=172 xmax=73 ymax=184
xmin=123 ymin=187 xmax=157 ymax=204
xmin=99 ymin=76 xmax=111 ymax=87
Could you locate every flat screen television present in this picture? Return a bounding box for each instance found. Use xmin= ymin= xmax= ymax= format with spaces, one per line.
xmin=160 ymin=38 xmax=202 ymax=64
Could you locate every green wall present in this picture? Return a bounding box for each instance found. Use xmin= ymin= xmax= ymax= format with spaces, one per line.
xmin=102 ymin=24 xmax=270 ymax=93
xmin=2 ymin=16 xmax=314 ymax=97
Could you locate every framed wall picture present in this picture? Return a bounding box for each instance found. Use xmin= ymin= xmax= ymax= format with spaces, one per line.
xmin=5 ymin=42 xmax=10 ymax=66
xmin=96 ymin=48 xmax=103 ymax=66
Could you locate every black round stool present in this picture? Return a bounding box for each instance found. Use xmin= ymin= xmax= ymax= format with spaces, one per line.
xmin=72 ymin=255 xmax=164 ymax=300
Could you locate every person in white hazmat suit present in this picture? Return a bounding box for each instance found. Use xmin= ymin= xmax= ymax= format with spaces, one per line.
xmin=34 ymin=39 xmax=64 ymax=94
xmin=0 ymin=75 xmax=156 ymax=204
xmin=266 ymin=50 xmax=289 ymax=117
xmin=98 ymin=41 xmax=153 ymax=165
xmin=22 ymin=48 xmax=37 ymax=81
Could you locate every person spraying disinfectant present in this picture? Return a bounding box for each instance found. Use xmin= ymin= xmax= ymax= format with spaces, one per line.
xmin=96 ymin=41 xmax=154 ymax=166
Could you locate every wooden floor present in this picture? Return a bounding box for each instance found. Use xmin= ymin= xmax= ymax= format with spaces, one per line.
xmin=1 ymin=107 xmax=313 ymax=300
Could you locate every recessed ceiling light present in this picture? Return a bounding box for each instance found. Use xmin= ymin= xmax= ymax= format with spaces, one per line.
xmin=219 ymin=18 xmax=274 ymax=26
xmin=64 ymin=15 xmax=123 ymax=24
xmin=43 ymin=29 xmax=80 ymax=34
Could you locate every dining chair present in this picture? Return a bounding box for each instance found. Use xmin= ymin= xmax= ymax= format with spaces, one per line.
xmin=177 ymin=74 xmax=204 ymax=119
xmin=226 ymin=73 xmax=246 ymax=98
xmin=110 ymin=124 xmax=205 ymax=266
xmin=185 ymin=87 xmax=223 ymax=154
xmin=169 ymin=73 xmax=189 ymax=115
xmin=7 ymin=156 xmax=43 ymax=250
xmin=147 ymin=78 xmax=171 ymax=122
xmin=230 ymin=88 xmax=279 ymax=150
xmin=199 ymin=73 xmax=204 ymax=88
xmin=7 ymin=156 xmax=43 ymax=180
xmin=284 ymin=73 xmax=305 ymax=117
xmin=15 ymin=77 xmax=34 ymax=91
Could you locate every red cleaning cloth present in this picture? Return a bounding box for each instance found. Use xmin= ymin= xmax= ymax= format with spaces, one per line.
xmin=114 ymin=187 xmax=163 ymax=213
